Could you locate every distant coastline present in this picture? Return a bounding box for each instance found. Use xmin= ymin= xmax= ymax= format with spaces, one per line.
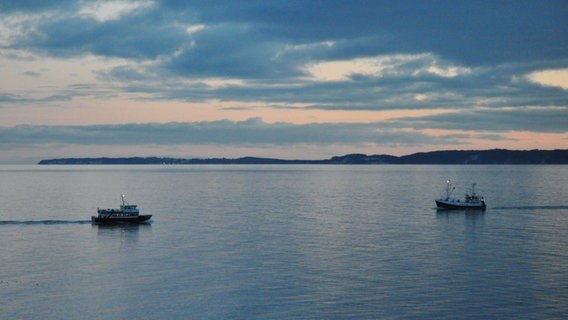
xmin=38 ymin=149 xmax=568 ymax=165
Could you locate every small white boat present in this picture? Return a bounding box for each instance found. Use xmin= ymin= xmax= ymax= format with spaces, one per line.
xmin=92 ymin=194 xmax=152 ymax=223
xmin=435 ymin=180 xmax=486 ymax=210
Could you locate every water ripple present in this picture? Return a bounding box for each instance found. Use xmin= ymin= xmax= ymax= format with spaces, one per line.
xmin=0 ymin=220 xmax=92 ymax=225
xmin=492 ymin=205 xmax=568 ymax=210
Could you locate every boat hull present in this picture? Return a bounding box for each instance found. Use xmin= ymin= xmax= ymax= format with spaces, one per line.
xmin=92 ymin=215 xmax=152 ymax=224
xmin=435 ymin=200 xmax=486 ymax=210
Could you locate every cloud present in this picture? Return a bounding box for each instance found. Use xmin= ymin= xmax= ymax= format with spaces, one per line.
xmin=391 ymin=107 xmax=568 ymax=133
xmin=3 ymin=1 xmax=567 ymax=104
xmin=0 ymin=0 xmax=566 ymax=160
xmin=103 ymin=57 xmax=568 ymax=112
xmin=0 ymin=118 xmax=472 ymax=148
xmin=78 ymin=0 xmax=154 ymax=22
xmin=159 ymin=23 xmax=287 ymax=78
xmin=0 ymin=93 xmax=21 ymax=103
xmin=314 ymin=54 xmax=473 ymax=82
xmin=23 ymin=70 xmax=41 ymax=78
xmin=0 ymin=1 xmax=77 ymax=13
xmin=5 ymin=1 xmax=567 ymax=70
xmin=528 ymin=68 xmax=568 ymax=90
xmin=6 ymin=4 xmax=188 ymax=60
xmin=0 ymin=92 xmax=71 ymax=105
xmin=161 ymin=0 xmax=568 ymax=65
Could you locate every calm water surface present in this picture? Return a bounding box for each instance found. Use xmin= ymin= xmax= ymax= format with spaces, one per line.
xmin=0 ymin=165 xmax=567 ymax=319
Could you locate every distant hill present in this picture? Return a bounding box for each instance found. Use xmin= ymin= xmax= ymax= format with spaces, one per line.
xmin=395 ymin=149 xmax=568 ymax=164
xmin=38 ymin=149 xmax=568 ymax=165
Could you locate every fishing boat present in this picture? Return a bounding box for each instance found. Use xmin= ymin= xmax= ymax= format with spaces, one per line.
xmin=435 ymin=180 xmax=486 ymax=210
xmin=92 ymin=194 xmax=152 ymax=223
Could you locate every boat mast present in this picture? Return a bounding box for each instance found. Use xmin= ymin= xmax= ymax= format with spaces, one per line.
xmin=121 ymin=194 xmax=127 ymax=206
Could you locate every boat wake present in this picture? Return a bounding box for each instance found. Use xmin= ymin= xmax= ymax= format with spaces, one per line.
xmin=491 ymin=205 xmax=568 ymax=211
xmin=0 ymin=220 xmax=92 ymax=225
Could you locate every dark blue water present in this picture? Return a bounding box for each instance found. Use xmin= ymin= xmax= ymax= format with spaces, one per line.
xmin=1 ymin=165 xmax=567 ymax=319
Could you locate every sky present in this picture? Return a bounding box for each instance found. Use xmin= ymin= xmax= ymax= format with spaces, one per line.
xmin=0 ymin=0 xmax=567 ymax=163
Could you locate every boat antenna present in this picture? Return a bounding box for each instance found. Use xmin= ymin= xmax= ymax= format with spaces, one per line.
xmin=445 ymin=180 xmax=455 ymax=199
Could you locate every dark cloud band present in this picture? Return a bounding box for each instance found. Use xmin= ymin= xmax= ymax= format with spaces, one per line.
xmin=0 ymin=118 xmax=473 ymax=147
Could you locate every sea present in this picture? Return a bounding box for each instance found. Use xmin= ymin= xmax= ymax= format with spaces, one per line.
xmin=0 ymin=165 xmax=567 ymax=319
